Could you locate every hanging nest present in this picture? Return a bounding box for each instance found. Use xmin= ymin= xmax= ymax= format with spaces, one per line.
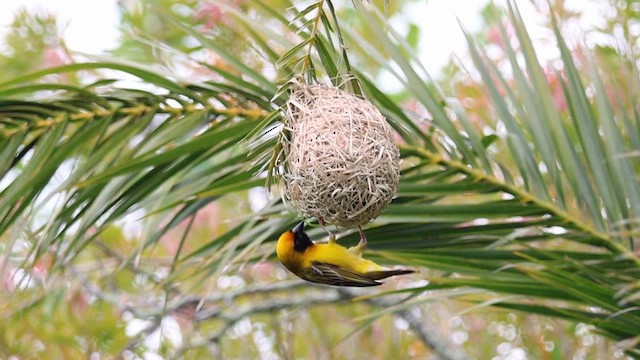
xmin=282 ymin=84 xmax=400 ymax=228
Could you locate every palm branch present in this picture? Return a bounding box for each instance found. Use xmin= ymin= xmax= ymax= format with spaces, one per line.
xmin=0 ymin=0 xmax=638 ymax=357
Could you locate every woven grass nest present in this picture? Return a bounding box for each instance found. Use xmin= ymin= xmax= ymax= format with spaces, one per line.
xmin=282 ymin=84 xmax=400 ymax=228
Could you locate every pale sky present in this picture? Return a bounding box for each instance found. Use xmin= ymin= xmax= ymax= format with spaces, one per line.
xmin=0 ymin=0 xmax=120 ymax=54
xmin=0 ymin=1 xmax=601 ymax=76
xmin=0 ymin=0 xmax=492 ymax=74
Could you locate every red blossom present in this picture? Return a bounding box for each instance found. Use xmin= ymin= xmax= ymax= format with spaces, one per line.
xmin=194 ymin=0 xmax=243 ymax=30
xmin=544 ymin=67 xmax=568 ymax=113
xmin=43 ymin=46 xmax=72 ymax=68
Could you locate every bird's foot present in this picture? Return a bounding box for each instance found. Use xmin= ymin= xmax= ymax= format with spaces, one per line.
xmin=349 ymin=226 xmax=368 ymax=256
xmin=319 ymin=217 xmax=336 ymax=244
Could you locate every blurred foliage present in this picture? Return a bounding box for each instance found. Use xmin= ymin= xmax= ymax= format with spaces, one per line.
xmin=114 ymin=0 xmax=252 ymax=65
xmin=1 ymin=0 xmax=640 ymax=359
xmin=0 ymin=9 xmax=77 ymax=83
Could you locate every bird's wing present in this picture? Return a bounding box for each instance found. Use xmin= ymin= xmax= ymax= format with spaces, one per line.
xmin=304 ymin=261 xmax=382 ymax=287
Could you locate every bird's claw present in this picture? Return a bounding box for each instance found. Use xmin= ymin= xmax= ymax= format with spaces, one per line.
xmin=349 ymin=226 xmax=368 ymax=256
xmin=319 ymin=217 xmax=336 ymax=244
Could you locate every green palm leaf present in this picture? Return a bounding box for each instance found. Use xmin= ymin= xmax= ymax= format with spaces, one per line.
xmin=1 ymin=0 xmax=639 ymax=358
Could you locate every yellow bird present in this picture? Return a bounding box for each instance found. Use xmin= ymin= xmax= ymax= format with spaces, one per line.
xmin=276 ymin=222 xmax=414 ymax=287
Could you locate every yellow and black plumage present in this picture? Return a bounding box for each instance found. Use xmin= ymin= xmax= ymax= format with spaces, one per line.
xmin=276 ymin=222 xmax=414 ymax=287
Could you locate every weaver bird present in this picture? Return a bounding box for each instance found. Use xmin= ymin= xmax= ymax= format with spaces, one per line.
xmin=276 ymin=222 xmax=414 ymax=287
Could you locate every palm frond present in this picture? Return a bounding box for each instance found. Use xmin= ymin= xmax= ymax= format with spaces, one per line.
xmin=0 ymin=0 xmax=639 ymax=357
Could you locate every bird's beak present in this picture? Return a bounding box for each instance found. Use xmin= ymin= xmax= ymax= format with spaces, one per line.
xmin=292 ymin=222 xmax=305 ymax=235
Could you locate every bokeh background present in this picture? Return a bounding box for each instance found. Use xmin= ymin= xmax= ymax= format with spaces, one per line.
xmin=1 ymin=0 xmax=639 ymax=359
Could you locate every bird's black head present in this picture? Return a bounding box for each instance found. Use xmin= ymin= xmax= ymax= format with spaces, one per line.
xmin=292 ymin=222 xmax=313 ymax=253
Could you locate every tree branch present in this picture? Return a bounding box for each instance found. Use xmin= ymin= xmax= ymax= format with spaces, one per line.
xmin=337 ymin=288 xmax=470 ymax=360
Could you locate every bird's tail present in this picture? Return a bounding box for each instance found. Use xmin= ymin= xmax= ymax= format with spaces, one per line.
xmin=365 ymin=269 xmax=414 ymax=280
